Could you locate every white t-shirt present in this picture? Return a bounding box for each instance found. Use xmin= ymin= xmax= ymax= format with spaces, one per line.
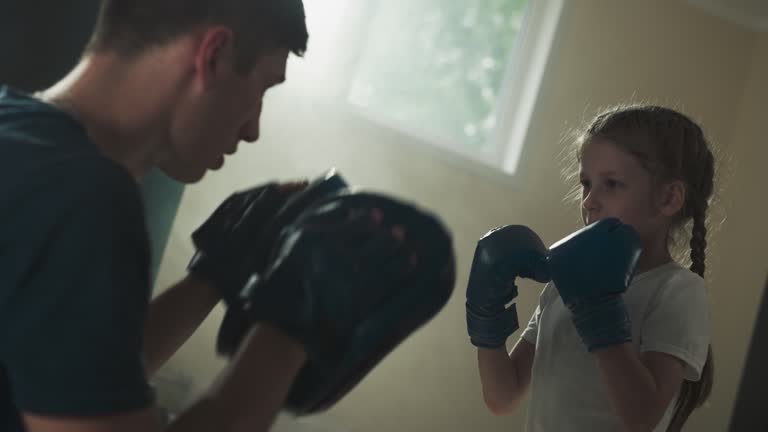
xmin=520 ymin=261 xmax=711 ymax=432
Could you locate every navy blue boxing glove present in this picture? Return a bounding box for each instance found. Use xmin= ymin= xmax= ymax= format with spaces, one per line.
xmin=465 ymin=225 xmax=550 ymax=349
xmin=547 ymin=218 xmax=642 ymax=352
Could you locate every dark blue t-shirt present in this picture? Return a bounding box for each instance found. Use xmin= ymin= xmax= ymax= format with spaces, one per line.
xmin=0 ymin=86 xmax=153 ymax=431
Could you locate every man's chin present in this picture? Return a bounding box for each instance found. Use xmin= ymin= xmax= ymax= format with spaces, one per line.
xmin=157 ymin=160 xmax=209 ymax=184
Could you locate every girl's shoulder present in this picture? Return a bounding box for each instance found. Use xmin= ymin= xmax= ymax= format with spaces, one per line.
xmin=632 ymin=261 xmax=709 ymax=314
xmin=633 ymin=261 xmax=705 ymax=292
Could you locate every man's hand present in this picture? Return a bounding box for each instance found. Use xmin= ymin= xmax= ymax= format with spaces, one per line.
xmin=187 ymin=180 xmax=309 ymax=305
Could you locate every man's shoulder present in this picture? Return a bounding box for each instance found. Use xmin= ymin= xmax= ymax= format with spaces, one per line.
xmin=0 ymin=84 xmax=97 ymax=162
xmin=1 ymin=87 xmax=103 ymax=177
xmin=0 ymin=155 xmax=145 ymax=272
xmin=0 ymin=86 xmax=139 ymax=213
xmin=2 ymin=151 xmax=140 ymax=216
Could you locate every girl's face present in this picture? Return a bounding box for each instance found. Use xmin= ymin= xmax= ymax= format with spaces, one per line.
xmin=579 ymin=138 xmax=679 ymax=244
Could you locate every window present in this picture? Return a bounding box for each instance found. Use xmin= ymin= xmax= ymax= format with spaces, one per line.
xmin=344 ymin=0 xmax=565 ymax=175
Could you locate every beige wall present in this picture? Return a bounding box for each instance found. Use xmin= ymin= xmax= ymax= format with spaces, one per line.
xmin=693 ymin=31 xmax=768 ymax=431
xmin=153 ymin=0 xmax=765 ymax=430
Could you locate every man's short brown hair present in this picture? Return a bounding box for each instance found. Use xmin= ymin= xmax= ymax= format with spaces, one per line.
xmin=87 ymin=0 xmax=308 ymax=73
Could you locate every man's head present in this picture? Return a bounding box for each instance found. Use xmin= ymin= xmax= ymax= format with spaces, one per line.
xmin=87 ymin=0 xmax=308 ymax=74
xmin=86 ymin=0 xmax=308 ymax=182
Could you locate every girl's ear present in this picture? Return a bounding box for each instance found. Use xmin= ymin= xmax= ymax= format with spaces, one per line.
xmin=659 ymin=180 xmax=686 ymax=217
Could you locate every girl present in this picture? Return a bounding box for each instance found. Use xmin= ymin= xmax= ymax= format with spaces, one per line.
xmin=468 ymin=104 xmax=714 ymax=431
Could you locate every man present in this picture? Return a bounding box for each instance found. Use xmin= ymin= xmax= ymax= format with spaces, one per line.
xmin=0 ymin=1 xmax=428 ymax=431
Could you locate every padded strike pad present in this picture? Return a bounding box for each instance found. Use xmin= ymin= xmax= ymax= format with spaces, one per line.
xmin=216 ymin=169 xmax=349 ymax=356
xmin=281 ymin=192 xmax=456 ymax=415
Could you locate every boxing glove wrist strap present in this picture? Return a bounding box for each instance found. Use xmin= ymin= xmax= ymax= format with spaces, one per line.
xmin=567 ymin=294 xmax=632 ymax=352
xmin=466 ymin=301 xmax=519 ymax=349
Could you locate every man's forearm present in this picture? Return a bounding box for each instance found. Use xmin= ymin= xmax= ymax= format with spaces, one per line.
xmin=167 ymin=324 xmax=307 ymax=432
xmin=144 ymin=274 xmax=221 ymax=376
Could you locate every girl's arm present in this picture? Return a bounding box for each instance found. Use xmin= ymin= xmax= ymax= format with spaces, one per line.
xmin=594 ymin=344 xmax=685 ymax=432
xmin=477 ymin=338 xmax=535 ymax=415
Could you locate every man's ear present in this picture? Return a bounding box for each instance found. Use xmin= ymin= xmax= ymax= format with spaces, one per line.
xmin=659 ymin=180 xmax=686 ymax=217
xmin=193 ymin=26 xmax=235 ymax=90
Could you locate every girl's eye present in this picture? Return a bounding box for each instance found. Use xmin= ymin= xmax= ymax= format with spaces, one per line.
xmin=606 ymin=179 xmax=618 ymax=188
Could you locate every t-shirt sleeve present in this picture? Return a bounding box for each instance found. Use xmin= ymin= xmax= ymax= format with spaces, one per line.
xmin=639 ymin=271 xmax=711 ymax=381
xmin=1 ymin=159 xmax=153 ymax=416
xmin=521 ymin=283 xmax=557 ymax=345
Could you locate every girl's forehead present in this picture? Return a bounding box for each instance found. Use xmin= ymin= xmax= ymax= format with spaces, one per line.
xmin=580 ymin=138 xmax=647 ymax=175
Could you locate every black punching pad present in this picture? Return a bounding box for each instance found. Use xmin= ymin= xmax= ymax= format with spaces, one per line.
xmin=281 ymin=192 xmax=456 ymax=415
xmin=215 ymin=169 xmax=349 ymax=356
